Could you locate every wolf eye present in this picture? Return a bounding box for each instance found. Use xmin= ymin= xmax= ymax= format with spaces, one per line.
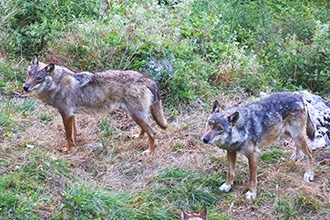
xmin=216 ymin=125 xmax=224 ymax=133
xmin=208 ymin=121 xmax=214 ymax=126
xmin=36 ymin=76 xmax=44 ymax=82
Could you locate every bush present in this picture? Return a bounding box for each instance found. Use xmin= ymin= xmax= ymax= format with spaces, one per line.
xmin=266 ymin=21 xmax=330 ymax=94
xmin=1 ymin=0 xmax=329 ymax=106
xmin=0 ymin=59 xmax=25 ymax=95
xmin=0 ymin=0 xmax=101 ymax=56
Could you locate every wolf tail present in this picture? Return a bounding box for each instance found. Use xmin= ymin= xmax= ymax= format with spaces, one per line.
xmin=306 ymin=111 xmax=315 ymax=140
xmin=148 ymin=84 xmax=167 ymax=130
xmin=151 ymin=99 xmax=168 ymax=129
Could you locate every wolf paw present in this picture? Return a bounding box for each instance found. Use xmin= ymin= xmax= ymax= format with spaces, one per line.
xmin=304 ymin=172 xmax=314 ymax=182
xmin=290 ymin=150 xmax=304 ymax=161
xmin=219 ymin=183 xmax=233 ymax=192
xmin=132 ymin=134 xmax=144 ymax=139
xmin=61 ymin=147 xmax=70 ymax=153
xmin=141 ymin=149 xmax=154 ymax=155
xmin=245 ymin=191 xmax=257 ymax=200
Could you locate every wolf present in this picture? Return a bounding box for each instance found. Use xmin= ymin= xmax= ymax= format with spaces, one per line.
xmin=23 ymin=55 xmax=167 ymax=154
xmin=202 ymin=92 xmax=315 ymax=200
xmin=181 ymin=206 xmax=207 ymax=220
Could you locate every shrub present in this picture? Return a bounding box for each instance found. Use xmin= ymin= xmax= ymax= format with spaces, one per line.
xmin=0 ymin=0 xmax=101 ymax=56
xmin=266 ymin=21 xmax=330 ymax=95
xmin=1 ymin=0 xmax=329 ymax=105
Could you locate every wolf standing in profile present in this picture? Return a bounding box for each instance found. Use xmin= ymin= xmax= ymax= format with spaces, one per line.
xmin=202 ymin=92 xmax=315 ymax=200
xmin=23 ymin=55 xmax=167 ymax=154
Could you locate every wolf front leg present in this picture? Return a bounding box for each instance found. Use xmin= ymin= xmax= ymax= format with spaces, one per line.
xmin=220 ymin=150 xmax=237 ymax=192
xmin=245 ymin=151 xmax=258 ymax=200
xmin=60 ymin=112 xmax=75 ymax=153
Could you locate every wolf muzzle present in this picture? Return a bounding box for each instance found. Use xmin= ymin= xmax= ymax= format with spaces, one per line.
xmin=202 ymin=135 xmax=210 ymax=144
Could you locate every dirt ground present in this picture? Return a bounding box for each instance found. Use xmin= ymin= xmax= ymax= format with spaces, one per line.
xmin=4 ymin=94 xmax=330 ymax=219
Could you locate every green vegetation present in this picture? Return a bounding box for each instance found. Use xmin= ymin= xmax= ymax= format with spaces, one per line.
xmin=260 ymin=147 xmax=286 ymax=164
xmin=275 ymin=193 xmax=322 ymax=219
xmin=1 ymin=0 xmax=329 ymax=219
xmin=1 ymin=0 xmax=329 ymax=102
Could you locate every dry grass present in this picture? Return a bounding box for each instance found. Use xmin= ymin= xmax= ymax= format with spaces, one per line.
xmin=1 ymin=94 xmax=330 ymax=219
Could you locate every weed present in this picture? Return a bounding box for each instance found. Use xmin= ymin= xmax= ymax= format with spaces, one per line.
xmin=294 ymin=192 xmax=321 ymax=214
xmin=260 ymin=147 xmax=286 ymax=164
xmin=100 ymin=118 xmax=116 ymax=138
xmin=275 ymin=197 xmax=298 ymax=220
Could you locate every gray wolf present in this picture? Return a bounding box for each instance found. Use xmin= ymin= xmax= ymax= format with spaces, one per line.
xmin=181 ymin=206 xmax=207 ymax=220
xmin=23 ymin=55 xmax=167 ymax=154
xmin=202 ymin=92 xmax=315 ymax=200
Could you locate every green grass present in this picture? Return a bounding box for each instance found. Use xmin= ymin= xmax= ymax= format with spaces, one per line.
xmin=275 ymin=193 xmax=322 ymax=220
xmin=260 ymin=147 xmax=286 ymax=164
xmin=0 ymin=162 xmax=228 ymax=219
xmin=100 ymin=118 xmax=118 ymax=138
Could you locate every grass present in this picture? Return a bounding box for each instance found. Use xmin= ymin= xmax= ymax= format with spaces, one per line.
xmin=0 ymin=95 xmax=329 ymax=219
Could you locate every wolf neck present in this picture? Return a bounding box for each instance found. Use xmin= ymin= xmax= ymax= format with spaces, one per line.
xmin=218 ymin=138 xmax=245 ymax=151
xmin=35 ymin=66 xmax=77 ymax=105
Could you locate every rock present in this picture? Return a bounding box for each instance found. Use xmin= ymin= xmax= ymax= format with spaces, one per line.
xmin=300 ymin=91 xmax=330 ymax=149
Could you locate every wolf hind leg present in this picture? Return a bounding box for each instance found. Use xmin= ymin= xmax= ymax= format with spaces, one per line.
xmin=131 ymin=129 xmax=145 ymax=139
xmin=290 ymin=148 xmax=304 ymax=161
xmin=130 ymin=112 xmax=156 ymax=154
xmin=288 ymin=111 xmax=315 ymax=182
xmin=291 ymin=133 xmax=314 ymax=182
xmin=72 ymin=115 xmax=78 ymax=145
xmin=298 ymin=140 xmax=314 ymax=182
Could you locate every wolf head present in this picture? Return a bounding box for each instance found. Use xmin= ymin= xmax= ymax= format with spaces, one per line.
xmin=23 ymin=55 xmax=55 ymax=92
xmin=202 ymin=100 xmax=241 ymax=146
xmin=181 ymin=206 xmax=207 ymax=220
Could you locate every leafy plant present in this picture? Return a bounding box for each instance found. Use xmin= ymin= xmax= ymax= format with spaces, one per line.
xmin=0 ymin=0 xmax=101 ymax=56
xmin=275 ymin=197 xmax=298 ymax=220
xmin=260 ymin=147 xmax=286 ymax=164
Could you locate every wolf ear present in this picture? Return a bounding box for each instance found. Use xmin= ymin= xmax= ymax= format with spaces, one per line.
xmin=212 ymin=100 xmax=221 ymax=113
xmin=228 ymin=111 xmax=239 ymax=125
xmin=180 ymin=209 xmax=188 ymax=219
xmin=199 ymin=205 xmax=207 ymax=217
xmin=32 ymin=55 xmax=39 ymax=65
xmin=45 ymin=63 xmax=55 ymax=75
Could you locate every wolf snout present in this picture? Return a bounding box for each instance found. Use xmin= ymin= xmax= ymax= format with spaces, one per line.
xmin=202 ymin=136 xmax=210 ymax=144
